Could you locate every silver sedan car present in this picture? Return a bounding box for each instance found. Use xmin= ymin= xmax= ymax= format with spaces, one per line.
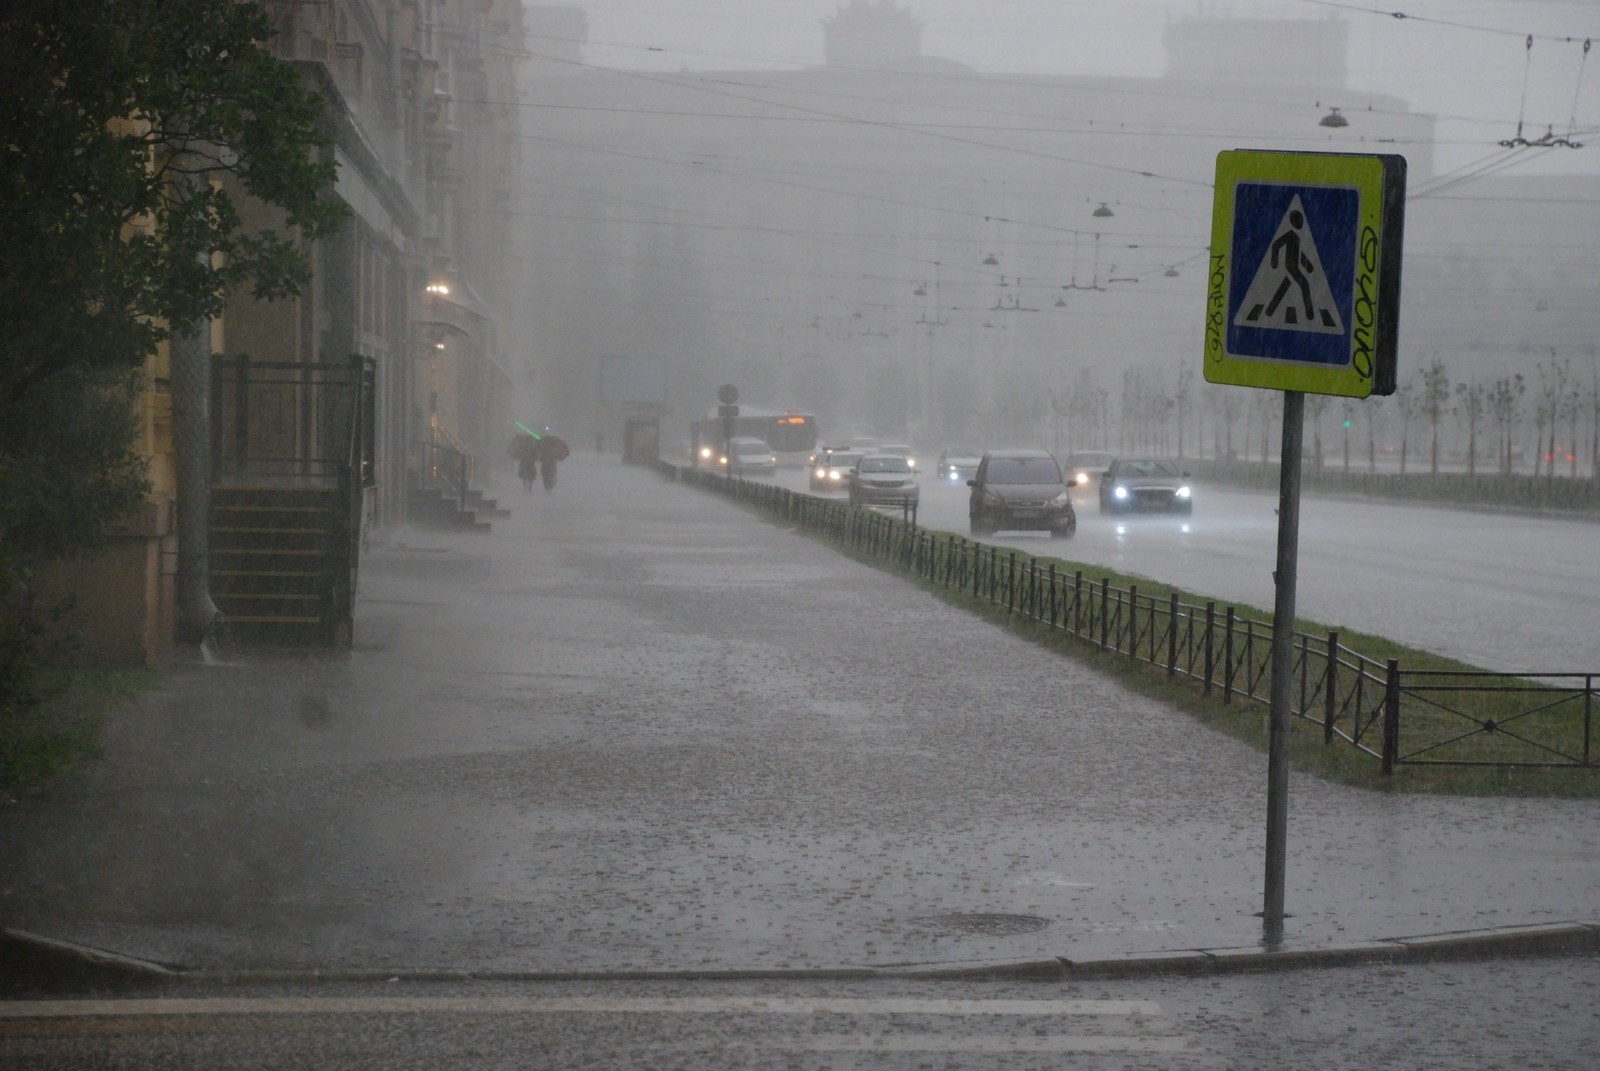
xmin=847 ymin=453 xmax=920 ymax=508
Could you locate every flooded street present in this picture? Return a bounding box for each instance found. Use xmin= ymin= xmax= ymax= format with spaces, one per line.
xmin=3 ymin=457 xmax=1596 ymax=977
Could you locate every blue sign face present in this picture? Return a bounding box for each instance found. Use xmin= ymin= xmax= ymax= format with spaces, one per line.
xmin=1227 ymin=182 xmax=1360 ymax=367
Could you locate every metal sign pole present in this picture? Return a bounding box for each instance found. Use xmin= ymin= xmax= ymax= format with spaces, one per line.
xmin=1263 ymin=389 xmax=1304 ymax=939
xmin=1207 ymin=150 xmax=1404 ymax=945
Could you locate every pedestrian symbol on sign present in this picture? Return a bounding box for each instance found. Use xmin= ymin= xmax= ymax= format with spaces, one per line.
xmin=1232 ymin=194 xmax=1344 ymax=335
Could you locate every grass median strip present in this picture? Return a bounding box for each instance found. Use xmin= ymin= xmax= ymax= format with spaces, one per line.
xmin=695 ymin=473 xmax=1596 ymax=799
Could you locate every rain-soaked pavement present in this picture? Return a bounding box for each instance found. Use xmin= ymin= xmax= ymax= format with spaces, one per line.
xmin=1 ymin=453 xmax=1597 ymax=977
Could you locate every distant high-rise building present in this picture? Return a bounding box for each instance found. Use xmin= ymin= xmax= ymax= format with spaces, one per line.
xmin=1164 ymin=17 xmax=1349 ymax=91
xmin=824 ymin=1 xmax=924 ymax=70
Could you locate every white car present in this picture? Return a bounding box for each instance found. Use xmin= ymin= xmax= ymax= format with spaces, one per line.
xmin=876 ymin=442 xmax=918 ymax=472
xmin=810 ymin=450 xmax=864 ymax=491
xmin=724 ymin=436 xmax=776 ymax=477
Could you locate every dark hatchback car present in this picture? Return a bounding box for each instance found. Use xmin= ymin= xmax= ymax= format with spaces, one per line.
xmin=1098 ymin=457 xmax=1194 ymax=515
xmin=967 ymin=449 xmax=1076 ymax=538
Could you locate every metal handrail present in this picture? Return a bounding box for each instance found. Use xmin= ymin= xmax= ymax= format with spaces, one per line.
xmin=414 ymin=437 xmax=473 ymax=510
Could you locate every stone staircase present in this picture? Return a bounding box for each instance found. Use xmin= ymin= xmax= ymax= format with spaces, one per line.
xmin=405 ymin=480 xmax=505 ymax=533
xmin=209 ymin=485 xmax=354 ymax=647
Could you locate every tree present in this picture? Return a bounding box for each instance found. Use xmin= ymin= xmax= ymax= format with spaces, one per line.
xmin=1420 ymin=358 xmax=1450 ymax=476
xmin=1533 ymin=355 xmax=1570 ymax=483
xmin=1250 ymin=391 xmax=1274 ymax=463
xmin=1395 ymin=377 xmax=1421 ymax=475
xmin=1219 ymin=389 xmax=1244 ymax=462
xmin=1487 ymin=374 xmax=1525 ymax=475
xmin=1454 ymin=379 xmax=1486 ymax=477
xmin=1590 ymin=358 xmax=1600 ymax=480
xmin=1305 ymin=395 xmax=1327 ymax=473
xmin=1 ymin=0 xmax=346 ymax=709
xmin=1560 ymin=386 xmax=1582 ymax=478
xmin=1174 ymin=367 xmax=1194 ymax=461
xmin=1066 ymin=366 xmax=1107 ymax=449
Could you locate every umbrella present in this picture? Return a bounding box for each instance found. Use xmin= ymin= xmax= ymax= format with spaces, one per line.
xmin=509 ymin=434 xmax=540 ymax=461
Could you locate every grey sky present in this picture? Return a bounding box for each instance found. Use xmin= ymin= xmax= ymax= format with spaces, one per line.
xmin=551 ymin=0 xmax=1598 ymax=175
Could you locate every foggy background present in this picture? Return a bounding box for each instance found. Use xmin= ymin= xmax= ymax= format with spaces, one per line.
xmin=502 ymin=0 xmax=1598 ymax=463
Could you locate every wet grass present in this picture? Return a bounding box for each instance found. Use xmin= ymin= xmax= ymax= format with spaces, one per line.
xmin=0 ymin=668 xmax=159 ymax=798
xmin=787 ymin=509 xmax=1599 ymax=799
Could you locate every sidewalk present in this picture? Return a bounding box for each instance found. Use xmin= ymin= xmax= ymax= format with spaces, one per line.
xmin=2 ymin=453 xmax=1598 ymax=980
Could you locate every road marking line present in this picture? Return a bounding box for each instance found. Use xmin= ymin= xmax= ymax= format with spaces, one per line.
xmin=773 ymin=1035 xmax=1195 ymax=1054
xmin=0 ymin=996 xmax=1163 ymax=1019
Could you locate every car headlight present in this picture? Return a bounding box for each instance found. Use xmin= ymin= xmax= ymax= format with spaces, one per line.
xmin=699 ymin=446 xmax=712 ymax=459
xmin=829 ymin=470 xmax=841 ymax=480
xmin=1048 ymin=491 xmax=1070 ymax=507
xmin=1114 ymin=485 xmax=1129 ymax=500
xmin=1176 ymin=485 xmax=1191 ymax=498
xmin=1074 ymin=471 xmax=1089 ymax=485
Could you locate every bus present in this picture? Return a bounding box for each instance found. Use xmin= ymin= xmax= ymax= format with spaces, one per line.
xmin=691 ymin=409 xmax=818 ymax=469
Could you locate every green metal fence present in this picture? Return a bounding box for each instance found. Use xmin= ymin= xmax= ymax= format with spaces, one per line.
xmin=663 ymin=462 xmax=1597 ymax=773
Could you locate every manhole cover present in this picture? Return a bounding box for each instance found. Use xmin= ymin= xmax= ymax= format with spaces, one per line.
xmin=909 ymin=913 xmax=1053 ymax=936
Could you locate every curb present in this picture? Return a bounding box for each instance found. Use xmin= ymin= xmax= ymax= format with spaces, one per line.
xmin=0 ymin=929 xmax=181 ymax=991
xmin=5 ymin=923 xmax=1597 ymax=992
xmin=1063 ymin=921 xmax=1600 ymax=981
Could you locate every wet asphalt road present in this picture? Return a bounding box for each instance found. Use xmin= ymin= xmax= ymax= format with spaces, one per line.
xmin=1 ymin=453 xmax=1597 ymax=977
xmin=4 ymin=956 xmax=1600 ymax=1070
xmin=825 ymin=469 xmax=1600 ymax=673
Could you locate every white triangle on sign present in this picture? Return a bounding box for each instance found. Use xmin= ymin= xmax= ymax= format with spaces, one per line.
xmin=1232 ymin=195 xmax=1345 ymax=335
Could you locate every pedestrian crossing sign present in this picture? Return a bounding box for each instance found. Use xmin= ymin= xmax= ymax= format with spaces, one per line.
xmin=1205 ymin=150 xmax=1405 ymax=398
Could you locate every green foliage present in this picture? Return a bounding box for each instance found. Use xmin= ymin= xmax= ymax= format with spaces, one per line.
xmin=0 ymin=717 xmax=102 ymax=798
xmin=1 ymin=0 xmax=347 ymax=407
xmin=1 ymin=0 xmax=347 ymax=715
xmin=0 ymin=367 xmax=150 ymax=563
xmin=0 ymin=668 xmax=157 ymax=795
xmin=0 ymin=366 xmax=150 ymax=719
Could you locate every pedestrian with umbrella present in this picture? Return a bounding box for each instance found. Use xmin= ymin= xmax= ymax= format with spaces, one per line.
xmin=509 ymin=431 xmax=541 ymax=493
xmin=538 ymin=430 xmax=569 ymax=492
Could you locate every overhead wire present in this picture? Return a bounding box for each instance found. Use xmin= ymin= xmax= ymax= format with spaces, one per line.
xmin=1569 ymin=37 xmax=1592 ymax=138
xmin=1295 ymin=1 xmax=1598 ymax=44
xmin=431 ymin=5 xmax=1599 ymax=341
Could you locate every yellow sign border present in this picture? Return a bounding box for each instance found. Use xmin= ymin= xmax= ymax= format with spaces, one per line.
xmin=1205 ymin=151 xmax=1397 ymax=399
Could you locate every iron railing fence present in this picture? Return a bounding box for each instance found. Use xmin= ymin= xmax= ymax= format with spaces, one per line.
xmin=211 ymin=354 xmax=374 ymax=484
xmin=413 ymin=437 xmax=474 ymax=510
xmin=664 ymin=461 xmax=1596 ymax=773
xmin=209 ymin=354 xmax=375 ymax=639
xmin=1384 ymin=670 xmax=1596 ymax=771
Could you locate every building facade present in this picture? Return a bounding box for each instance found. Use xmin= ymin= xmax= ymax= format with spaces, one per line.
xmin=46 ymin=0 xmax=532 ymax=665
